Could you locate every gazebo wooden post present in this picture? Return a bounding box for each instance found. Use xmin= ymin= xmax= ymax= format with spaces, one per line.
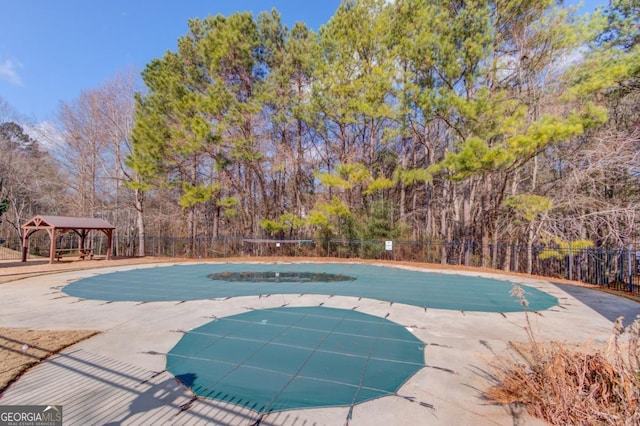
xmin=105 ymin=229 xmax=113 ymax=260
xmin=48 ymin=229 xmax=56 ymax=264
xmin=21 ymin=228 xmax=29 ymax=262
xmin=79 ymin=230 xmax=86 ymax=252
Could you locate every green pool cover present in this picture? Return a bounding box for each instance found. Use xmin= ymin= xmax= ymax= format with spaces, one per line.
xmin=166 ymin=307 xmax=425 ymax=413
xmin=63 ymin=262 xmax=557 ymax=312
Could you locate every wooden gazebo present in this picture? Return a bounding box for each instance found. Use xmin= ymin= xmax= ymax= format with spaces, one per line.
xmin=21 ymin=215 xmax=115 ymax=264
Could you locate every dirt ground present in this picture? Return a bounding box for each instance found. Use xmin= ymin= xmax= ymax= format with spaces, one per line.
xmin=0 ymin=256 xmax=177 ymax=284
xmin=0 ymin=257 xmax=171 ymax=392
xmin=0 ymin=328 xmax=98 ymax=392
xmin=0 ymin=254 xmax=596 ymax=282
xmin=0 ymin=255 xmax=636 ymax=394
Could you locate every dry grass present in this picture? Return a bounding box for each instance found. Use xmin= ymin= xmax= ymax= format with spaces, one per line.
xmin=485 ymin=286 xmax=640 ymax=425
xmin=0 ymin=328 xmax=98 ymax=392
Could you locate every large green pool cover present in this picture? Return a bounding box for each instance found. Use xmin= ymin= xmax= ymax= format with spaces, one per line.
xmin=63 ymin=263 xmax=557 ymax=312
xmin=166 ymin=307 xmax=425 ymax=413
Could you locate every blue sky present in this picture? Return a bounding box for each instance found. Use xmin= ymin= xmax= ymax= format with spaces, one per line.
xmin=0 ymin=0 xmax=606 ymax=123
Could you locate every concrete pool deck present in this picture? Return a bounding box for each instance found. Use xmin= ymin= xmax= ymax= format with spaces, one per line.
xmin=0 ymin=260 xmax=638 ymax=425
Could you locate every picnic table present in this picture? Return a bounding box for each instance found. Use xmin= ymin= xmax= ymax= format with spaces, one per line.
xmin=54 ymin=248 xmax=94 ymax=261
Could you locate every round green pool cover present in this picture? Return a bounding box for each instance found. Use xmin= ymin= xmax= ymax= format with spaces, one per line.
xmin=166 ymin=307 xmax=425 ymax=413
xmin=63 ymin=263 xmax=557 ymax=312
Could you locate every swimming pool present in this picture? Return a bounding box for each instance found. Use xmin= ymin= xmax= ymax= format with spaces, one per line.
xmin=63 ymin=262 xmax=557 ymax=312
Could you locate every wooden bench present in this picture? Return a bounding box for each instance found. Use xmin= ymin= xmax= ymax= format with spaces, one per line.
xmin=78 ymin=248 xmax=93 ymax=260
xmin=54 ymin=248 xmax=94 ymax=261
xmin=54 ymin=248 xmax=76 ymax=261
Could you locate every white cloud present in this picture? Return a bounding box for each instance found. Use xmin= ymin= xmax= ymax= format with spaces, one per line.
xmin=0 ymin=59 xmax=24 ymax=86
xmin=550 ymin=46 xmax=587 ymax=73
xmin=23 ymin=120 xmax=65 ymax=153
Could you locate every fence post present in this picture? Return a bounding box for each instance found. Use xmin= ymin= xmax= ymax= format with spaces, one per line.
xmin=464 ymin=241 xmax=471 ymax=266
xmin=568 ymin=245 xmax=573 ymax=281
xmin=628 ymin=246 xmax=633 ymax=292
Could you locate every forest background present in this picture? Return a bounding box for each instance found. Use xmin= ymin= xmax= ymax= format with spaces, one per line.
xmin=0 ymin=0 xmax=638 ymax=273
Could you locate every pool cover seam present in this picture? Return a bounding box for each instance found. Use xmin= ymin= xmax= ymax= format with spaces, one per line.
xmin=187 ymin=326 xmax=421 ymax=345
xmin=256 ymin=310 xmax=350 ymax=414
xmin=168 ymin=345 xmax=421 ymax=410
xmin=230 ymin=308 xmax=400 ymax=324
xmin=348 ymin=318 xmax=386 ymax=414
xmin=168 ymin=343 xmax=425 ymax=368
xmin=170 ymin=308 xmax=409 ymax=413
xmin=182 ymin=310 xmax=312 ymax=405
xmin=171 ymin=351 xmax=405 ymax=397
xmin=163 ymin=316 xmax=262 ymax=377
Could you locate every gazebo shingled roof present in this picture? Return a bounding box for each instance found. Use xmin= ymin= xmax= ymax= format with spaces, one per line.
xmin=21 ymin=215 xmax=115 ymax=264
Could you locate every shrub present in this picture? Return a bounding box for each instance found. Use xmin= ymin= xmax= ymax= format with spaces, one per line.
xmin=485 ymin=286 xmax=640 ymax=425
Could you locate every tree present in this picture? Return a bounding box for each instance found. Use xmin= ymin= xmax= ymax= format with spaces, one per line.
xmin=57 ymin=70 xmax=143 ymax=255
xmin=93 ymin=70 xmax=142 ymax=256
xmin=132 ymin=18 xmax=220 ymax=255
xmin=59 ymin=92 xmax=110 ymax=216
xmin=0 ymin=121 xmax=64 ymax=243
xmin=413 ymin=0 xmax=606 ymax=265
xmin=118 ymin=0 xmax=636 ymax=264
xmin=313 ymin=0 xmax=395 ymax=167
xmin=131 ymin=13 xmax=275 ymax=253
xmin=0 ymin=178 xmax=10 ymax=225
xmin=258 ymin=12 xmax=319 ymax=225
xmin=545 ymin=0 xmax=640 ymax=247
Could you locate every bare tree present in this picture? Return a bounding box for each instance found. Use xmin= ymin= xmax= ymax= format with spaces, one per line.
xmin=542 ymin=129 xmax=640 ymax=246
xmin=93 ymin=69 xmax=143 ymax=256
xmin=0 ymin=122 xmax=64 ymax=244
xmin=58 ymin=69 xmax=144 ymax=256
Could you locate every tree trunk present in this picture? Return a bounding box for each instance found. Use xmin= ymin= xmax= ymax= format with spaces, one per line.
xmin=187 ymin=206 xmax=195 ymax=257
xmin=213 ymin=205 xmax=220 ymax=239
xmin=481 ymin=228 xmax=490 ymax=268
xmin=503 ymin=238 xmax=512 ymax=272
xmin=527 ymin=227 xmax=534 ymax=274
xmin=135 ymin=189 xmax=145 ymax=257
xmin=491 ymin=219 xmax=499 ymax=269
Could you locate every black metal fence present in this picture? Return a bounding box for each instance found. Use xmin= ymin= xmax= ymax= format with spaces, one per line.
xmin=0 ymin=233 xmax=112 ymax=261
xmin=3 ymin=234 xmax=640 ymax=294
xmin=135 ymin=236 xmax=640 ymax=294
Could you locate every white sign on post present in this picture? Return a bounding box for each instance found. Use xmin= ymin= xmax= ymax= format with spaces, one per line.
xmin=385 ymin=240 xmax=393 ymax=251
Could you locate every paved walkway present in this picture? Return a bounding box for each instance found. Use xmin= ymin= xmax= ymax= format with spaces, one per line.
xmin=0 ymin=262 xmax=635 ymax=425
xmin=552 ymin=282 xmax=640 ymax=327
